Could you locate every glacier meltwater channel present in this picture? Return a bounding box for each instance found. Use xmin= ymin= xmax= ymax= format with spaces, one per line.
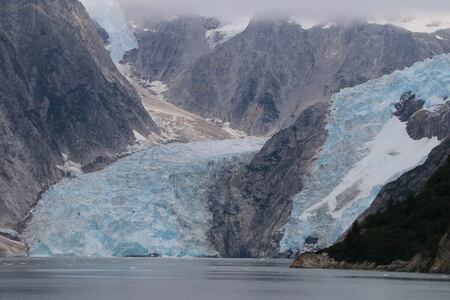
xmin=281 ymin=54 xmax=450 ymax=252
xmin=23 ymin=138 xmax=265 ymax=257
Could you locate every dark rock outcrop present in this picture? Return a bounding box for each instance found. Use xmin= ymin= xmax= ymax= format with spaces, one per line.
xmin=0 ymin=0 xmax=159 ymax=253
xmin=393 ymin=91 xmax=425 ymax=122
xmin=208 ymin=102 xmax=329 ymax=257
xmin=291 ymin=252 xmax=436 ymax=273
xmin=430 ymin=232 xmax=450 ymax=273
xmin=407 ymin=101 xmax=450 ymax=140
xmin=128 ymin=17 xmax=450 ymax=134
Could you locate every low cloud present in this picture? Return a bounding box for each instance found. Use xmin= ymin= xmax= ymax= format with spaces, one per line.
xmin=111 ymin=0 xmax=450 ymax=22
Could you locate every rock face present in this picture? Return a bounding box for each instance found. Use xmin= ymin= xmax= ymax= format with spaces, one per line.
xmin=393 ymin=91 xmax=425 ymax=122
xmin=407 ymin=101 xmax=450 ymax=140
xmin=430 ymin=232 xmax=450 ymax=273
xmin=0 ymin=0 xmax=159 ymax=254
xmin=0 ymin=235 xmax=28 ymax=257
xmin=127 ymin=16 xmax=450 ymax=134
xmin=291 ymin=252 xmax=377 ymax=270
xmin=291 ymin=252 xmax=435 ymax=273
xmin=208 ymin=102 xmax=329 ymax=257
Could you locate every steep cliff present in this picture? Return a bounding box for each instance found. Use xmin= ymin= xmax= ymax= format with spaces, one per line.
xmin=208 ymin=102 xmax=329 ymax=257
xmin=0 ymin=0 xmax=159 ymax=255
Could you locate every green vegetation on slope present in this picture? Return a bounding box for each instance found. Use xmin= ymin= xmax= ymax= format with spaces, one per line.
xmin=326 ymin=158 xmax=450 ymax=265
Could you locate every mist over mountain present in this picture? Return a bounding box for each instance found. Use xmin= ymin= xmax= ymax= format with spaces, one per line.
xmin=110 ymin=0 xmax=450 ymax=24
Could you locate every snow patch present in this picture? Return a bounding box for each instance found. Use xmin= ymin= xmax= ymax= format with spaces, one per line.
xmin=290 ymin=17 xmax=321 ymax=29
xmin=369 ymin=14 xmax=450 ymax=33
xmin=205 ymin=21 xmax=249 ymax=49
xmin=436 ymin=35 xmax=445 ymax=40
xmin=56 ymin=153 xmax=83 ymax=177
xmin=149 ymin=81 xmax=169 ymax=97
xmin=133 ymin=130 xmax=148 ymax=143
xmin=322 ymin=22 xmax=337 ymax=29
xmin=206 ymin=118 xmax=247 ymax=138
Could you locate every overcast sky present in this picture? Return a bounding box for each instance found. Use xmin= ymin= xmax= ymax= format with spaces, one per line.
xmin=112 ymin=0 xmax=450 ymax=22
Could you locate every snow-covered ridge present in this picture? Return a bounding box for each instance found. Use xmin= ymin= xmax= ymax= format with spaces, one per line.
xmin=24 ymin=138 xmax=265 ymax=257
xmin=369 ymin=14 xmax=450 ymax=33
xmin=205 ymin=21 xmax=249 ymax=49
xmin=281 ymin=54 xmax=450 ymax=252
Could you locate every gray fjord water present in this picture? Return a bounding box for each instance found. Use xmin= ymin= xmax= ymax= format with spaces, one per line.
xmin=0 ymin=258 xmax=449 ymax=300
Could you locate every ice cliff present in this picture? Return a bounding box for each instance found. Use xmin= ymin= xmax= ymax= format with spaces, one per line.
xmin=23 ymin=138 xmax=265 ymax=257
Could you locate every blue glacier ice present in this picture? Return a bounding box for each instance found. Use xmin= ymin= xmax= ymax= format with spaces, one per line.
xmin=81 ymin=0 xmax=137 ymax=65
xmin=23 ymin=138 xmax=265 ymax=257
xmin=281 ymin=54 xmax=450 ymax=252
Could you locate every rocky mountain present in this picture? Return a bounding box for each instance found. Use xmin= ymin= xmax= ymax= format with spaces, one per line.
xmin=0 ymin=0 xmax=159 ymax=255
xmin=208 ymin=102 xmax=329 ymax=257
xmin=126 ymin=16 xmax=450 ymax=135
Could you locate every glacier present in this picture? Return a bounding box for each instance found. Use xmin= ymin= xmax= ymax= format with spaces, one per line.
xmin=81 ymin=0 xmax=137 ymax=65
xmin=23 ymin=138 xmax=265 ymax=257
xmin=281 ymin=54 xmax=450 ymax=252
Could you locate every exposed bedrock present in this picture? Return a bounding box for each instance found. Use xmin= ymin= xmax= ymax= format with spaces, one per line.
xmin=208 ymin=102 xmax=329 ymax=257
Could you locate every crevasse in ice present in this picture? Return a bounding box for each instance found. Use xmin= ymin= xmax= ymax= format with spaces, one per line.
xmin=23 ymin=138 xmax=265 ymax=257
xmin=81 ymin=0 xmax=137 ymax=64
xmin=280 ymin=54 xmax=450 ymax=252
